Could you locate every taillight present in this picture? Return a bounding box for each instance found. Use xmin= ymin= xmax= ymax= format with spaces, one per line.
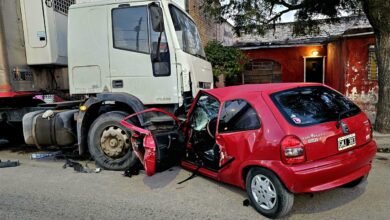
xmin=365 ymin=120 xmax=373 ymax=142
xmin=143 ymin=134 xmax=156 ymax=149
xmin=281 ymin=135 xmax=306 ymax=165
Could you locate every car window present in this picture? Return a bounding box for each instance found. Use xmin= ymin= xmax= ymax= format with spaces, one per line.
xmin=112 ymin=6 xmax=149 ymax=53
xmin=218 ymin=99 xmax=261 ymax=133
xmin=190 ymin=94 xmax=220 ymax=131
xmin=271 ymin=86 xmax=361 ymax=126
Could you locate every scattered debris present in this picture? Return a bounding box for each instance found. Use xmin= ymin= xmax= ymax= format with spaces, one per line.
xmin=123 ymin=162 xmax=143 ymax=178
xmin=177 ymin=164 xmax=201 ymax=184
xmin=31 ymin=151 xmax=63 ymax=160
xmin=63 ymin=158 xmax=101 ymax=173
xmin=243 ymin=199 xmax=250 ymax=207
xmin=42 ymin=110 xmax=55 ymax=119
xmin=377 ymin=148 xmax=390 ymax=153
xmin=0 ymin=159 xmax=20 ymax=168
xmin=123 ymin=167 xmax=140 ymax=178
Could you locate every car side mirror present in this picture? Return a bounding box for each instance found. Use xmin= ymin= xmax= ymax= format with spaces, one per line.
xmin=149 ymin=4 xmax=164 ymax=32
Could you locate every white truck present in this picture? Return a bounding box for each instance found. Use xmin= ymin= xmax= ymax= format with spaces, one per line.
xmin=0 ymin=0 xmax=213 ymax=170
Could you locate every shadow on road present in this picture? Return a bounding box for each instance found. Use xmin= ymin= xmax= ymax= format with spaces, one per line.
xmin=143 ymin=166 xmax=181 ymax=189
xmin=0 ymin=144 xmax=39 ymax=154
xmin=0 ymin=142 xmax=371 ymax=218
xmin=0 ymin=144 xmax=89 ymax=163
xmin=286 ymin=180 xmax=368 ymax=217
xmin=171 ymin=169 xmax=368 ymax=218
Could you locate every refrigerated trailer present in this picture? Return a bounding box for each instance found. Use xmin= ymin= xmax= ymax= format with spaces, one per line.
xmin=0 ymin=0 xmax=213 ymax=170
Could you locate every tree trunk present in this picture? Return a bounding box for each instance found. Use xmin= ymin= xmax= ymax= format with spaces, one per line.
xmin=374 ymin=33 xmax=390 ymax=133
xmin=362 ymin=0 xmax=390 ymax=133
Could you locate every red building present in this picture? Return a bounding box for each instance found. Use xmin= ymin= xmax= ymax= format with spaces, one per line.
xmin=235 ymin=16 xmax=378 ymax=122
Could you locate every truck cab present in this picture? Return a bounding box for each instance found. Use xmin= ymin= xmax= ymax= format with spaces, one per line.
xmin=68 ymin=0 xmax=213 ymax=107
xmin=16 ymin=0 xmax=213 ymax=170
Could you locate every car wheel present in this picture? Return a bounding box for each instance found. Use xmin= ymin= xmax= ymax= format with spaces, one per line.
xmin=342 ymin=175 xmax=367 ymax=188
xmin=246 ymin=167 xmax=294 ymax=219
xmin=88 ymin=111 xmax=137 ymax=171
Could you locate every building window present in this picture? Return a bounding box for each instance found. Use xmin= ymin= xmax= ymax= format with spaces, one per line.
xmin=112 ymin=6 xmax=149 ymax=53
xmin=368 ymin=45 xmax=378 ymax=81
xmin=243 ymin=59 xmax=282 ymax=84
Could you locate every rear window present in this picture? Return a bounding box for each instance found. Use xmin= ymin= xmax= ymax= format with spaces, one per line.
xmin=271 ymin=86 xmax=361 ymax=126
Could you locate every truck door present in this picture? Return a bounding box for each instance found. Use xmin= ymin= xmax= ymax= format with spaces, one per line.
xmin=108 ymin=3 xmax=178 ymax=104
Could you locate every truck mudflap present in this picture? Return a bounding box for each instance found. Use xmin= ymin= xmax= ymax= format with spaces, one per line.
xmin=121 ymin=108 xmax=184 ymax=176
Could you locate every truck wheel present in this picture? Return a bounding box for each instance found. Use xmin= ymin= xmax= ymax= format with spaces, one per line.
xmin=88 ymin=111 xmax=137 ymax=170
xmin=246 ymin=167 xmax=294 ymax=219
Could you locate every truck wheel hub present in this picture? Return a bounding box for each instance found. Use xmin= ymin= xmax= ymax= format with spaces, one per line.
xmin=100 ymin=126 xmax=130 ymax=158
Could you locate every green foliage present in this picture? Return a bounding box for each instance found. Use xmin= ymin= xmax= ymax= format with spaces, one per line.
xmin=204 ymin=40 xmax=248 ymax=78
xmin=204 ymin=0 xmax=363 ymax=36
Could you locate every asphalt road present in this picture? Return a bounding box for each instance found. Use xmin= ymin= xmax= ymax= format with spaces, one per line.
xmin=0 ymin=145 xmax=389 ymax=220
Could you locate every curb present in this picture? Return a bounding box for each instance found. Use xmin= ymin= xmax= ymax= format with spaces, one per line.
xmin=373 ymin=131 xmax=390 ymax=153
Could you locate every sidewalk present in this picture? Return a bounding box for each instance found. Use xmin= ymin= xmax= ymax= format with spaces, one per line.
xmin=374 ymin=131 xmax=390 ymax=152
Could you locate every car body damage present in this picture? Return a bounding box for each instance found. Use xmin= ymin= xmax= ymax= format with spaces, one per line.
xmin=120 ymin=83 xmax=377 ymax=218
xmin=121 ymin=108 xmax=183 ymax=176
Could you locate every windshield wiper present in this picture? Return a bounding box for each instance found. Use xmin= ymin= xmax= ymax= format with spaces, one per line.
xmin=336 ymin=108 xmax=357 ymax=128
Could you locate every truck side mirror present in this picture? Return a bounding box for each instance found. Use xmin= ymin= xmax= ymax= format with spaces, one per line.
xmin=149 ymin=4 xmax=164 ymax=32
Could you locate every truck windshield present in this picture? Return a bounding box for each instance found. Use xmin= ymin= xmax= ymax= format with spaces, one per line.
xmin=168 ymin=5 xmax=206 ymax=59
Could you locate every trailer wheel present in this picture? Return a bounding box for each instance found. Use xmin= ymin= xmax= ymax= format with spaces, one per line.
xmin=88 ymin=111 xmax=137 ymax=170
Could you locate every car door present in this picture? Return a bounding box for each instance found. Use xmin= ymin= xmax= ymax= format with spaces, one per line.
xmin=121 ymin=108 xmax=183 ymax=176
xmin=183 ymin=92 xmax=236 ymax=172
xmin=183 ymin=93 xmax=221 ymax=169
xmin=215 ymin=99 xmax=262 ymax=179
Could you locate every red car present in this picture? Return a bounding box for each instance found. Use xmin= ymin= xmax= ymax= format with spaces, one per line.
xmin=121 ymin=83 xmax=376 ymax=218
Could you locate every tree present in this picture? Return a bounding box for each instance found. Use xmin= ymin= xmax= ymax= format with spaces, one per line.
xmin=204 ymin=40 xmax=247 ymax=85
xmin=205 ymin=0 xmax=390 ymax=133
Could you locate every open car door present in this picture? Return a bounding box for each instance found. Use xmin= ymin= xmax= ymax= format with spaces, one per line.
xmin=182 ymin=93 xmax=234 ymax=175
xmin=121 ymin=108 xmax=184 ymax=176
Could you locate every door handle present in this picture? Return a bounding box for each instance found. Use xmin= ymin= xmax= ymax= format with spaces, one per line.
xmin=112 ymin=80 xmax=123 ymax=88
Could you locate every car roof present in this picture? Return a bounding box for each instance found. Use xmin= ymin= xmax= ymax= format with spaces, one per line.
xmin=203 ymin=83 xmax=324 ymax=101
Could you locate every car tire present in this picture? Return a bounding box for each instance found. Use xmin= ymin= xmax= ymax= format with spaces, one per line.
xmin=342 ymin=175 xmax=367 ymax=188
xmin=246 ymin=167 xmax=294 ymax=219
xmin=88 ymin=111 xmax=137 ymax=171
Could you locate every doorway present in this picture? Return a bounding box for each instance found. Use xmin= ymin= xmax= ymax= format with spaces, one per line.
xmin=304 ymin=57 xmax=325 ymax=83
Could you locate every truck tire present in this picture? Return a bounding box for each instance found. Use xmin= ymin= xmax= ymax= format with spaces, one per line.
xmin=88 ymin=111 xmax=137 ymax=170
xmin=246 ymin=167 xmax=294 ymax=219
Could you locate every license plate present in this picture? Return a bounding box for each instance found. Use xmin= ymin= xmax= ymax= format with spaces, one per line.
xmin=338 ymin=133 xmax=356 ymax=151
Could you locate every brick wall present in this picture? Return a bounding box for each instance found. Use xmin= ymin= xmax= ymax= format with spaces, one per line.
xmin=186 ymin=0 xmax=234 ymax=46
